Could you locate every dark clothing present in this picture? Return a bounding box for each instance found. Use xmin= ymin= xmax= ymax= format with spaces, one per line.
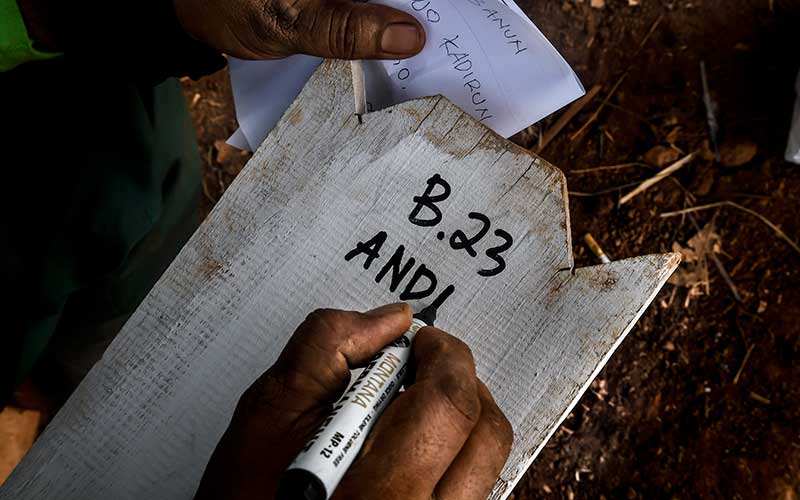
xmin=1 ymin=8 xmax=225 ymax=404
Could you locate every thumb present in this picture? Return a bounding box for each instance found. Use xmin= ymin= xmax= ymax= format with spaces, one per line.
xmin=292 ymin=1 xmax=425 ymax=59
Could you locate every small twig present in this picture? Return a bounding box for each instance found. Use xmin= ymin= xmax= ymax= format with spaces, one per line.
xmin=733 ymin=344 xmax=755 ymax=384
xmin=568 ymin=180 xmax=642 ymax=197
xmin=700 ymin=61 xmax=721 ymax=161
xmin=570 ymin=162 xmax=652 ymax=174
xmin=669 ymin=143 xmax=686 ymax=155
xmin=215 ymin=169 xmax=226 ymax=196
xmin=636 ymin=14 xmax=665 ymax=53
xmin=201 ymin=175 xmax=218 ymax=204
xmin=660 ymin=201 xmax=800 ymax=255
xmin=708 ymin=248 xmax=742 ymax=301
xmin=350 ymin=60 xmax=367 ymax=120
xmin=688 ymin=213 xmax=742 ymax=302
xmin=682 ymin=210 xmax=712 ymax=295
xmin=538 ymin=122 xmax=543 ymax=150
xmin=668 ymin=177 xmax=696 ymax=205
xmin=738 ymin=306 xmax=765 ymax=323
xmin=570 ymin=73 xmax=628 ymax=141
xmin=570 ymin=15 xmax=663 ymax=141
xmin=604 ymin=103 xmax=661 ymax=138
xmin=733 ymin=193 xmax=772 ymax=200
xmin=619 ymin=153 xmax=695 ymax=205
xmin=749 ymin=391 xmax=771 ymax=405
xmin=537 ymin=84 xmax=602 ymax=153
xmin=664 ymin=286 xmax=678 ymax=308
xmin=584 ymin=233 xmax=612 ymax=263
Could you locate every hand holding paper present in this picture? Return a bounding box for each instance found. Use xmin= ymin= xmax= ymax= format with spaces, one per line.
xmin=174 ymin=0 xmax=424 ymax=60
xmin=228 ymin=0 xmax=584 ymax=151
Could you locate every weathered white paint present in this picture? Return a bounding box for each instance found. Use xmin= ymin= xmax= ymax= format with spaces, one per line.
xmin=1 ymin=60 xmax=678 ymax=500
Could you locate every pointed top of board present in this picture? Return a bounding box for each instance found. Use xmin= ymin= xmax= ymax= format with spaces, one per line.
xmin=1 ymin=60 xmax=678 ymax=500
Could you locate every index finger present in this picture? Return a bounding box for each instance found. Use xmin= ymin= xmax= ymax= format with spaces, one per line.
xmin=333 ymin=327 xmax=482 ymax=499
xmin=268 ymin=303 xmax=414 ymax=406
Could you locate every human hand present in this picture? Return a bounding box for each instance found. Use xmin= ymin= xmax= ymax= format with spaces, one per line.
xmin=174 ymin=0 xmax=426 ymax=60
xmin=194 ymin=303 xmax=513 ymax=500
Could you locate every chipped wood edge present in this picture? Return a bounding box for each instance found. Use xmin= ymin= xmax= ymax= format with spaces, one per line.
xmin=491 ymin=253 xmax=681 ymax=499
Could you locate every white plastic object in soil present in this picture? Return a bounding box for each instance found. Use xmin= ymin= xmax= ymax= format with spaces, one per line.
xmin=787 ymin=69 xmax=800 ymax=164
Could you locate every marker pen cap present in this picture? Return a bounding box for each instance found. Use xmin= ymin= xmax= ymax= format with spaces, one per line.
xmin=276 ymin=468 xmax=326 ymax=500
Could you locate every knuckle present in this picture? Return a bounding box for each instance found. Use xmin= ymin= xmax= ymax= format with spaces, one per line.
xmin=431 ymin=335 xmax=476 ymax=370
xmin=305 ymin=307 xmax=334 ymax=320
xmin=275 ymin=0 xmax=303 ymax=24
xmin=417 ymin=331 xmax=481 ymax=424
xmin=478 ymin=382 xmax=514 ymax=454
xmin=238 ymin=369 xmax=286 ymax=414
xmin=489 ymin=407 xmax=514 ymax=454
xmin=432 ymin=370 xmax=481 ymax=426
xmin=291 ymin=308 xmax=350 ymax=355
xmin=331 ymin=6 xmax=359 ymax=59
xmin=303 ymin=308 xmax=346 ymax=335
xmin=262 ymin=0 xmax=316 ymax=54
xmin=424 ymin=329 xmax=473 ymax=359
xmin=275 ymin=365 xmax=309 ymax=393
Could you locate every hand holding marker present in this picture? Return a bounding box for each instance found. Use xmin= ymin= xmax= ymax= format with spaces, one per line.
xmin=194 ymin=304 xmax=512 ymax=500
xmin=278 ymin=305 xmax=437 ymax=500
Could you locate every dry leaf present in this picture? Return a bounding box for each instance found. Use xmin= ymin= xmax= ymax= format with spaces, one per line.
xmin=719 ymin=139 xmax=757 ymax=167
xmin=668 ymin=224 xmax=723 ymax=302
xmin=644 ymin=145 xmax=680 ymax=168
xmin=214 ymin=139 xmax=236 ymax=165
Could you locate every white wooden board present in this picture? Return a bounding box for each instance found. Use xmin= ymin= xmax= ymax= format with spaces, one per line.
xmin=1 ymin=60 xmax=678 ymax=500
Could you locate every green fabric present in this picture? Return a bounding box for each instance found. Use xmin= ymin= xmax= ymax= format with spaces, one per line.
xmin=0 ymin=0 xmax=60 ymax=71
xmin=18 ymin=78 xmax=201 ymax=390
xmin=2 ymin=61 xmax=202 ymax=401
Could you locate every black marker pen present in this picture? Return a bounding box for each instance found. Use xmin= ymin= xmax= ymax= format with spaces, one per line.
xmin=277 ymin=305 xmax=437 ymax=500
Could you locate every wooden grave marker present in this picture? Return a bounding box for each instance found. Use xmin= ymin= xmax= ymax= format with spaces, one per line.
xmin=1 ymin=60 xmax=679 ymax=500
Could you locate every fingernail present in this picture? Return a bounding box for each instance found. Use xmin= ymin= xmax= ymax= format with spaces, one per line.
xmin=381 ymin=23 xmax=422 ymax=55
xmin=365 ymin=302 xmax=408 ymax=317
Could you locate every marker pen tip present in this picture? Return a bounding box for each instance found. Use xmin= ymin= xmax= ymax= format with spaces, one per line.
xmin=413 ymin=304 xmax=437 ymax=326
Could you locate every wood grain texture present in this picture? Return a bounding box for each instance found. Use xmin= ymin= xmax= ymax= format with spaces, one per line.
xmin=1 ymin=60 xmax=679 ymax=500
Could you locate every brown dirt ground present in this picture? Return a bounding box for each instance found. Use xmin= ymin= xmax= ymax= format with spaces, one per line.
xmin=181 ymin=1 xmax=800 ymax=498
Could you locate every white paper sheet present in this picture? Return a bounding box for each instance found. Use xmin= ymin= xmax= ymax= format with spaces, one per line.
xmin=228 ymin=54 xmax=322 ymax=149
xmin=228 ymin=0 xmax=583 ymax=150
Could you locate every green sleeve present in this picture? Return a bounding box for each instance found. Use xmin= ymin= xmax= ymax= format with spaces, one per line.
xmin=0 ymin=0 xmax=60 ymax=71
